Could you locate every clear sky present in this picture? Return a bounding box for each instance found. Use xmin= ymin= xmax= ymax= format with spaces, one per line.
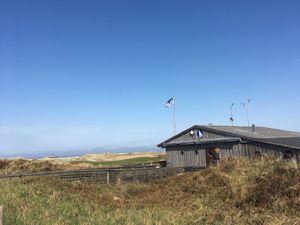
xmin=1 ymin=0 xmax=300 ymax=156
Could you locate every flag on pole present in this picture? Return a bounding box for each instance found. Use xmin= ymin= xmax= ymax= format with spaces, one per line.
xmin=164 ymin=97 xmax=175 ymax=108
xmin=163 ymin=96 xmax=176 ymax=135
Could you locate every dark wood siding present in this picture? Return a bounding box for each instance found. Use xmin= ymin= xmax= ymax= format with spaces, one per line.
xmin=164 ymin=127 xmax=300 ymax=167
xmin=168 ymin=129 xmax=233 ymax=144
xmin=219 ymin=142 xmax=300 ymax=164
xmin=166 ymin=141 xmax=300 ymax=168
xmin=166 ymin=145 xmax=206 ymax=167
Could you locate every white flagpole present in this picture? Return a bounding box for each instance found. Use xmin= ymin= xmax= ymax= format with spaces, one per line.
xmin=246 ymin=99 xmax=250 ymax=128
xmin=173 ymin=96 xmax=176 ymax=135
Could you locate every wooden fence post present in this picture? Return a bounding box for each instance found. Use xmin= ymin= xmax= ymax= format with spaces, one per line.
xmin=106 ymin=170 xmax=110 ymax=184
xmin=116 ymin=177 xmax=121 ymax=185
xmin=0 ymin=206 xmax=3 ymax=225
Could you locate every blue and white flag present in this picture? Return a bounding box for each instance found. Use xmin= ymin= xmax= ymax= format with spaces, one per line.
xmin=164 ymin=97 xmax=175 ymax=108
xmin=196 ymin=130 xmax=203 ymax=138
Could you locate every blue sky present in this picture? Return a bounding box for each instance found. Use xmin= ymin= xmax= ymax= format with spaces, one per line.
xmin=0 ymin=0 xmax=300 ymax=156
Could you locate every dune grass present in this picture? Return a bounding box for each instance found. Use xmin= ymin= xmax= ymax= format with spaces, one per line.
xmin=70 ymin=156 xmax=165 ymax=167
xmin=0 ymin=155 xmax=165 ymax=175
xmin=0 ymin=157 xmax=299 ymax=225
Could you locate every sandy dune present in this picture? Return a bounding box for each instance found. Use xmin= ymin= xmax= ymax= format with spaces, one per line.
xmin=42 ymin=152 xmax=165 ymax=163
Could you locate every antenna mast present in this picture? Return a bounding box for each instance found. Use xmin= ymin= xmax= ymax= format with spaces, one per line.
xmin=241 ymin=99 xmax=250 ymax=127
xmin=173 ymin=96 xmax=176 ymax=135
xmin=230 ymin=103 xmax=234 ymax=126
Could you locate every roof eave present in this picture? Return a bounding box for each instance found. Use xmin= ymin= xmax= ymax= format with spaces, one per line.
xmin=162 ymin=137 xmax=241 ymax=147
xmin=158 ymin=125 xmax=300 ymax=151
xmin=199 ymin=125 xmax=300 ymax=151
xmin=157 ymin=125 xmax=199 ymax=147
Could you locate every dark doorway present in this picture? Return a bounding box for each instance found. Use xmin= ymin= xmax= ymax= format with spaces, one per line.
xmin=205 ymin=147 xmax=218 ymax=167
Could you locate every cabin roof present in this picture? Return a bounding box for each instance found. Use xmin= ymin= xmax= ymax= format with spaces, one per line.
xmin=158 ymin=125 xmax=300 ymax=150
xmin=162 ymin=137 xmax=241 ymax=147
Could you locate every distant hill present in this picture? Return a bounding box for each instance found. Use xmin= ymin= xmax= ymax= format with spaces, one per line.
xmin=0 ymin=145 xmax=161 ymax=158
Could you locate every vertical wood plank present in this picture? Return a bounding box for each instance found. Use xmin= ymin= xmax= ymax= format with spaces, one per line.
xmin=106 ymin=170 xmax=110 ymax=184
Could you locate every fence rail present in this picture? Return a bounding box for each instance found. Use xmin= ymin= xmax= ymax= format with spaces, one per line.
xmin=0 ymin=166 xmax=198 ymax=184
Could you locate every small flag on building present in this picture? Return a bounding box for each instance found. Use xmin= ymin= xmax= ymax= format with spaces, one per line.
xmin=164 ymin=97 xmax=175 ymax=108
xmin=196 ymin=130 xmax=203 ymax=138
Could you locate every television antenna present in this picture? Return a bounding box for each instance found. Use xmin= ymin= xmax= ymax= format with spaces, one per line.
xmin=240 ymin=99 xmax=250 ymax=127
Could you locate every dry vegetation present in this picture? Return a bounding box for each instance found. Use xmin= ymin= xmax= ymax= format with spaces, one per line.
xmin=0 ymin=152 xmax=165 ymax=175
xmin=0 ymin=157 xmax=299 ymax=224
xmin=0 ymin=159 xmax=80 ymax=175
xmin=75 ymin=152 xmax=164 ymax=162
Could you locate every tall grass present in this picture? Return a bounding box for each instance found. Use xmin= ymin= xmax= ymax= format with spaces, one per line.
xmin=0 ymin=157 xmax=299 ymax=224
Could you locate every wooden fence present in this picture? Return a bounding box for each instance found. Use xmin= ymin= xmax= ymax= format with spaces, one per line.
xmin=0 ymin=166 xmax=194 ymax=184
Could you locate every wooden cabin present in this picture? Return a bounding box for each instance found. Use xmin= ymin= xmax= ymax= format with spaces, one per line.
xmin=157 ymin=125 xmax=300 ymax=168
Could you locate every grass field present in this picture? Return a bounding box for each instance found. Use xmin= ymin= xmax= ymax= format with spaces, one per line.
xmin=0 ymin=157 xmax=299 ymax=225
